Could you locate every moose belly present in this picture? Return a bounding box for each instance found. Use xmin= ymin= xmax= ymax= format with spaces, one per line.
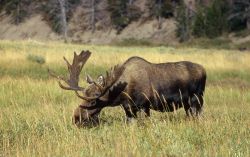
xmin=149 ymin=89 xmax=188 ymax=112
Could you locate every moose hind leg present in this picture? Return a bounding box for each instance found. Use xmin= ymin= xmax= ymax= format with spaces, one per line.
xmin=142 ymin=102 xmax=150 ymax=117
xmin=185 ymin=95 xmax=204 ymax=117
xmin=143 ymin=107 xmax=150 ymax=117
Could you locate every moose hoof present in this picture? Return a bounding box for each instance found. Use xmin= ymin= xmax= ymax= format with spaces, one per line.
xmin=126 ymin=117 xmax=137 ymax=124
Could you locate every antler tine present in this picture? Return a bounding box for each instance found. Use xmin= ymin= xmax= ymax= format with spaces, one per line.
xmin=48 ymin=68 xmax=74 ymax=90
xmin=72 ymin=51 xmax=79 ymax=65
xmin=74 ymin=51 xmax=77 ymax=57
xmin=63 ymin=56 xmax=71 ymax=67
xmin=48 ymin=69 xmax=67 ymax=82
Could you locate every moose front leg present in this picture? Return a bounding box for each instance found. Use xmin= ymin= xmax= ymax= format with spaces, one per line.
xmin=122 ymin=104 xmax=138 ymax=124
xmin=143 ymin=107 xmax=150 ymax=117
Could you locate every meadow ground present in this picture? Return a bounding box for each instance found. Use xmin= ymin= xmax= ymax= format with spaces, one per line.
xmin=0 ymin=40 xmax=250 ymax=157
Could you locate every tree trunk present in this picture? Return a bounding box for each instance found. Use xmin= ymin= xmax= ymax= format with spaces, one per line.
xmin=185 ymin=5 xmax=189 ymax=41
xmin=158 ymin=16 xmax=162 ymax=29
xmin=58 ymin=0 xmax=68 ymax=42
xmin=16 ymin=2 xmax=20 ymax=24
xmin=91 ymin=0 xmax=96 ymax=33
xmin=157 ymin=0 xmax=162 ymax=29
xmin=247 ymin=17 xmax=250 ymax=30
xmin=128 ymin=0 xmax=133 ymax=5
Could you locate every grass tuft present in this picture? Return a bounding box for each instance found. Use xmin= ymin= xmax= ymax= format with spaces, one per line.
xmin=27 ymin=54 xmax=46 ymax=64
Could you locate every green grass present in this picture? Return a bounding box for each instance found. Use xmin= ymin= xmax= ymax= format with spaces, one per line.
xmin=0 ymin=40 xmax=250 ymax=156
xmin=179 ymin=38 xmax=233 ymax=50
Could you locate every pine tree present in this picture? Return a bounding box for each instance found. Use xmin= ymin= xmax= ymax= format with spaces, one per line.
xmin=228 ymin=0 xmax=250 ymax=31
xmin=3 ymin=0 xmax=31 ymax=24
xmin=207 ymin=0 xmax=229 ymax=38
xmin=192 ymin=7 xmax=206 ymax=37
xmin=108 ymin=0 xmax=141 ymax=33
xmin=146 ymin=0 xmax=176 ymax=29
xmin=191 ymin=0 xmax=230 ymax=38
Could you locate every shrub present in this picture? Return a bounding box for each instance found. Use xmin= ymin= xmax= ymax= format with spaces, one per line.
xmin=228 ymin=0 xmax=250 ymax=32
xmin=27 ymin=54 xmax=46 ymax=65
xmin=192 ymin=0 xmax=230 ymax=38
xmin=114 ymin=38 xmax=153 ymax=46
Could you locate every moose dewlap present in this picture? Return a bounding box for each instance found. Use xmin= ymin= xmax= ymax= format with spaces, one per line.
xmin=49 ymin=50 xmax=206 ymax=127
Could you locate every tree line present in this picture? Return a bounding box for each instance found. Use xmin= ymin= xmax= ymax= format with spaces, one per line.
xmin=176 ymin=0 xmax=250 ymax=42
xmin=0 ymin=0 xmax=249 ymax=42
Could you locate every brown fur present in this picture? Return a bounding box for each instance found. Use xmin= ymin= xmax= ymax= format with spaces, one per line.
xmin=73 ymin=56 xmax=206 ymax=127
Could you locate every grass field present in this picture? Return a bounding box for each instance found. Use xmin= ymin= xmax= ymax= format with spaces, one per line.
xmin=0 ymin=40 xmax=250 ymax=157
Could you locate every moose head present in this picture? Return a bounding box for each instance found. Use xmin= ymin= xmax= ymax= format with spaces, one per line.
xmin=48 ymin=50 xmax=124 ymax=127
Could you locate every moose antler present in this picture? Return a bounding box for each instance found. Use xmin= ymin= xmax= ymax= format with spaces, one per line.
xmin=48 ymin=50 xmax=91 ymax=91
xmin=49 ymin=50 xmax=125 ymax=101
xmin=102 ymin=65 xmax=125 ymax=95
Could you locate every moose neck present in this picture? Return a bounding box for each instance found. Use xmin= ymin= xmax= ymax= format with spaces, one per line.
xmin=105 ymin=81 xmax=128 ymax=106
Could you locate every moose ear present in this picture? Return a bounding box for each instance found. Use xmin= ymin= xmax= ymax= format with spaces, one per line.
xmin=97 ymin=75 xmax=105 ymax=87
xmin=86 ymin=74 xmax=94 ymax=84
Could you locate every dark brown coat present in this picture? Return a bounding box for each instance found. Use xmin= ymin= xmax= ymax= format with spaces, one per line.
xmin=74 ymin=56 xmax=206 ymax=126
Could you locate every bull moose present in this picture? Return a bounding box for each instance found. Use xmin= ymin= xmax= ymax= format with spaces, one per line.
xmin=49 ymin=50 xmax=206 ymax=127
